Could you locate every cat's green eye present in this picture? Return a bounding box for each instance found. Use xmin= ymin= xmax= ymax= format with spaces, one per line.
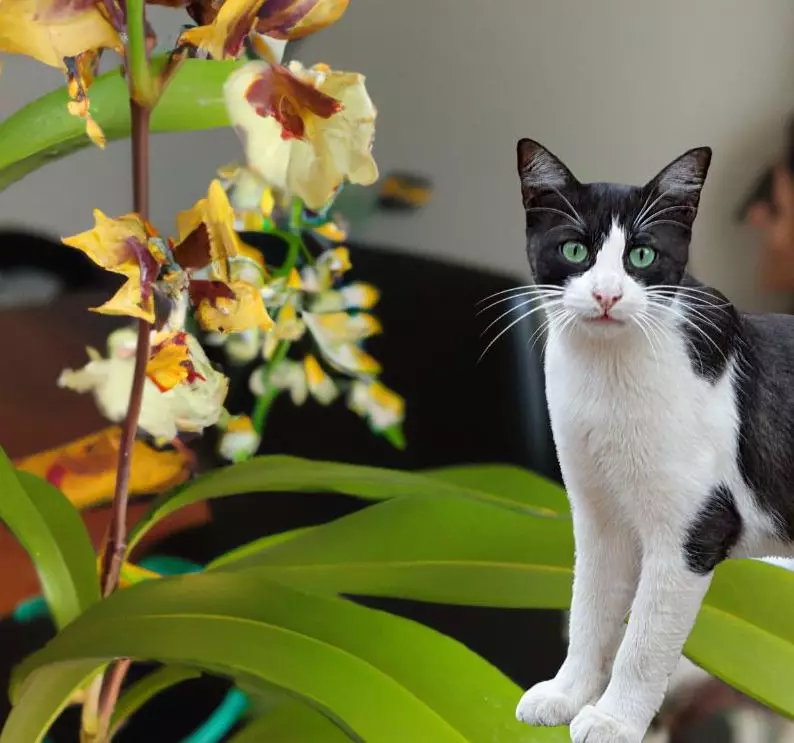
xmin=628 ymin=246 xmax=657 ymax=269
xmin=560 ymin=241 xmax=589 ymax=264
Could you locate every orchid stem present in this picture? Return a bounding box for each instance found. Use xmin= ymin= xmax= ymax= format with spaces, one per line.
xmin=253 ymin=341 xmax=290 ymax=435
xmin=93 ymin=70 xmax=153 ymax=743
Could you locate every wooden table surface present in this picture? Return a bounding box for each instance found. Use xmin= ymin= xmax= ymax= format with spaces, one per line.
xmin=0 ymin=292 xmax=210 ymax=615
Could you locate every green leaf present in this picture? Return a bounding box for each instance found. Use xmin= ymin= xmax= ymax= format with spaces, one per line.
xmin=1 ymin=660 xmax=101 ymax=743
xmin=228 ymin=701 xmax=355 ymax=743
xmin=0 ymin=57 xmax=246 ymax=192
xmin=424 ymin=465 xmax=569 ymax=516
xmin=9 ymin=572 xmax=566 ymax=743
xmin=110 ymin=666 xmax=202 ymax=736
xmin=685 ymin=558 xmax=794 ymax=718
xmin=129 ymin=456 xmax=567 ymax=551
xmin=207 ymin=525 xmax=317 ymax=570
xmin=212 ymin=496 xmax=574 ymax=609
xmin=0 ymin=448 xmax=99 ymax=629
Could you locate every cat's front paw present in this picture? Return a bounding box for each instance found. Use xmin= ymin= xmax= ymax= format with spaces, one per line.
xmin=515 ymin=680 xmax=584 ymax=727
xmin=570 ymin=705 xmax=643 ymax=743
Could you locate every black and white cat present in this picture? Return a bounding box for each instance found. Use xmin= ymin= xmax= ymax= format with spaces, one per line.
xmin=513 ymin=139 xmax=794 ymax=743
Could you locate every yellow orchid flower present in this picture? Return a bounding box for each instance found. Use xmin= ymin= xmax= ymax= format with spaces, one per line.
xmin=173 ymin=180 xmax=244 ymax=281
xmin=0 ymin=0 xmax=122 ymax=146
xmin=310 ymin=282 xmax=381 ymax=312
xmin=302 ymin=311 xmax=382 ymax=376
xmin=256 ymin=0 xmax=349 ymax=40
xmin=303 ymin=311 xmax=382 ymax=344
xmin=262 ymin=299 xmax=305 ymax=358
xmin=301 ymin=247 xmax=352 ymax=293
xmin=59 ymin=328 xmax=229 ymax=442
xmin=348 ymin=380 xmax=405 ymax=431
xmin=303 ymin=353 xmax=337 ymax=404
xmin=252 ymin=358 xmax=307 ymax=405
xmin=179 ymin=0 xmax=267 ymax=59
xmin=217 ymin=414 xmax=261 ymax=462
xmin=62 ymin=210 xmax=165 ymax=322
xmin=250 ymin=355 xmax=336 ymax=406
xmin=313 ymin=217 xmax=348 ymax=243
xmin=224 ymin=60 xmax=378 ymax=210
xmin=191 ymin=279 xmax=273 ymax=334
xmin=146 ymin=331 xmax=207 ymax=392
xmin=15 ymin=426 xmax=191 ymax=510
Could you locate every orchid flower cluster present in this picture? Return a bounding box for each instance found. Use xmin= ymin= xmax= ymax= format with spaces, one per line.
xmin=3 ymin=0 xmax=404 ymax=482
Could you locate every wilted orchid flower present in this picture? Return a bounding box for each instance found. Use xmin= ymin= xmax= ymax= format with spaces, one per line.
xmin=0 ymin=0 xmax=123 ymax=145
xmin=58 ymin=328 xmax=229 ymax=443
xmin=180 ymin=0 xmax=348 ymax=60
xmin=224 ymin=60 xmax=378 ymax=210
xmin=62 ymin=210 xmax=166 ymax=322
xmin=62 ymin=182 xmax=273 ymax=334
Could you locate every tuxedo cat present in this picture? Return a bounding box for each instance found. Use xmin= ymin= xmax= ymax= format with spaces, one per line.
xmin=513 ymin=139 xmax=794 ymax=742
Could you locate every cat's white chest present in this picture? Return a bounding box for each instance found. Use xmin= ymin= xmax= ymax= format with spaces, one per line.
xmin=543 ymin=327 xmax=738 ymax=525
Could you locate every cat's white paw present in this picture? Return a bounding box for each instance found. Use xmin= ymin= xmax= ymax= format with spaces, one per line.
xmin=515 ymin=680 xmax=584 ymax=726
xmin=570 ymin=705 xmax=643 ymax=743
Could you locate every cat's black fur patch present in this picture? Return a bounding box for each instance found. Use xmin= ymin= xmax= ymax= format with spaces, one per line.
xmin=683 ymin=486 xmax=742 ymax=574
xmin=677 ymin=276 xmax=741 ymax=382
xmin=736 ymin=314 xmax=794 ymax=538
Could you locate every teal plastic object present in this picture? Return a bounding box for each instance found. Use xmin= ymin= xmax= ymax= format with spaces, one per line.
xmin=12 ymin=556 xmax=249 ymax=743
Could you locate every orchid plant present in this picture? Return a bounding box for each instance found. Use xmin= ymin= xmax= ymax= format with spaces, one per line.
xmin=0 ymin=2 xmax=792 ymax=743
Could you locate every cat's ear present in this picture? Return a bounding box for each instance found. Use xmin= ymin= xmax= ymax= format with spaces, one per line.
xmin=517 ymin=138 xmax=577 ymax=208
xmin=645 ymin=147 xmax=712 ymax=207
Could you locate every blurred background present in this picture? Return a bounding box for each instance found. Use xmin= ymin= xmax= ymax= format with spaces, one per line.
xmin=3 ymin=1 xmax=794 ymax=741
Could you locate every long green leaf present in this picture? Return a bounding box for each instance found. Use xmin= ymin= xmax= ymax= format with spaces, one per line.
xmin=212 ymin=496 xmax=574 ymax=608
xmin=425 ymin=465 xmax=569 ymax=516
xmin=110 ymin=666 xmax=202 ymax=736
xmin=228 ymin=701 xmax=354 ymax=743
xmin=685 ymin=558 xmax=794 ymax=718
xmin=0 ymin=448 xmax=99 ymax=629
xmin=129 ymin=456 xmax=568 ymax=551
xmin=7 ymin=572 xmax=566 ymax=743
xmin=0 ymin=58 xmax=245 ymax=192
xmin=1 ymin=660 xmax=101 ymax=743
xmin=207 ymin=525 xmax=317 ymax=570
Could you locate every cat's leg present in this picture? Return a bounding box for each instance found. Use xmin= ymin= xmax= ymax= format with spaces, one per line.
xmin=516 ymin=500 xmax=639 ymax=726
xmin=569 ymin=514 xmax=735 ymax=743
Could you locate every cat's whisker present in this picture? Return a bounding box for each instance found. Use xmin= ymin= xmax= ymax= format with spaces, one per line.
xmin=633 ymin=188 xmax=674 ymax=228
xmin=672 ymin=302 xmax=726 ymax=337
xmin=480 ymin=298 xmax=562 ymax=337
xmin=479 ymin=303 xmax=560 ymax=363
xmin=548 ymin=186 xmax=586 ymax=228
xmin=531 ymin=309 xmax=569 ymax=356
xmin=631 ymin=314 xmax=660 ymax=366
xmin=648 ymin=285 xmax=730 ymax=306
xmin=476 ymin=284 xmax=562 ymax=306
xmin=647 ymin=290 xmax=730 ymax=310
xmin=641 ymin=204 xmax=696 ymax=222
xmin=638 ymin=218 xmax=692 ymax=232
xmin=476 ymin=289 xmax=563 ymax=316
xmin=525 ymin=206 xmax=582 ymax=227
xmin=650 ymin=301 xmax=728 ymax=367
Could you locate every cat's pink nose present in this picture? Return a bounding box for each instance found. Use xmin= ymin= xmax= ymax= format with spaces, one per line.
xmin=592 ymin=291 xmax=622 ymax=311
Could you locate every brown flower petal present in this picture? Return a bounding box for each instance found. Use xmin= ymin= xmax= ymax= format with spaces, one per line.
xmin=245 ymin=63 xmax=342 ymax=140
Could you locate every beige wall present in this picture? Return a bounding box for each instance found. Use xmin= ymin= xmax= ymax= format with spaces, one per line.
xmin=2 ymin=1 xmax=793 ymax=311
xmin=295 ymin=0 xmax=794 ymax=312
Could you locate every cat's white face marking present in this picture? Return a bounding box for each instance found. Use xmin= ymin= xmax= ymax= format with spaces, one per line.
xmin=562 ymin=219 xmax=647 ymax=332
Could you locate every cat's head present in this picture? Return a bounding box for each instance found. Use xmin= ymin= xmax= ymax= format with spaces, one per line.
xmin=516 ymin=139 xmax=711 ymax=335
